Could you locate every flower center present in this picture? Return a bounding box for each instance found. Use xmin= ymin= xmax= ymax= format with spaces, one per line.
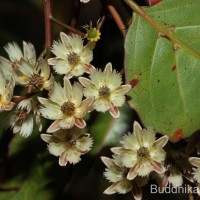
xmin=99 ymin=86 xmax=110 ymax=99
xmin=29 ymin=73 xmax=44 ymax=90
xmin=68 ymin=138 xmax=76 ymax=146
xmin=15 ymin=109 xmax=28 ymax=125
xmin=65 ymin=132 xmax=81 ymax=147
xmin=88 ymin=28 xmax=98 ymax=38
xmin=137 ymin=147 xmax=149 ymax=159
xmin=121 ymin=167 xmax=129 ymax=178
xmin=61 ymin=101 xmax=75 ymax=116
xmin=67 ymin=52 xmax=80 ymax=65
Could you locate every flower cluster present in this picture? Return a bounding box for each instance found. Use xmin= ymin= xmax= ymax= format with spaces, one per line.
xmin=101 ymin=121 xmax=169 ymax=199
xmin=101 ymin=154 xmax=149 ymax=199
xmin=0 ymin=30 xmax=130 ymax=167
xmin=0 ymin=42 xmax=54 ymax=90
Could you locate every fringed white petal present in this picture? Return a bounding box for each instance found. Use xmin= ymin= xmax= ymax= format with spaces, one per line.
xmin=48 ymin=82 xmax=66 ymax=105
xmin=51 ymin=40 xmax=69 ymax=58
xmin=94 ymin=99 xmax=110 ymax=112
xmin=38 ymin=59 xmax=50 ymax=80
xmin=17 ymin=59 xmax=35 ymax=77
xmin=64 ymin=77 xmax=72 ymax=100
xmin=23 ymin=41 xmax=36 ymax=66
xmin=59 ymin=117 xmax=75 ymax=129
xmin=19 ymin=115 xmax=34 ymax=137
xmin=49 ymin=58 xmax=71 ymax=75
xmin=48 ymin=142 xmax=65 ymax=157
xmin=71 ymin=64 xmax=85 ymax=77
xmin=71 ymin=82 xmax=83 ymax=106
xmin=67 ymin=149 xmax=82 ymax=164
xmin=4 ymin=42 xmax=23 ymax=62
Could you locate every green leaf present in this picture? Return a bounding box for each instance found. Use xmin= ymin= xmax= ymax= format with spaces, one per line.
xmin=89 ymin=104 xmax=135 ymax=154
xmin=125 ymin=0 xmax=200 ymax=141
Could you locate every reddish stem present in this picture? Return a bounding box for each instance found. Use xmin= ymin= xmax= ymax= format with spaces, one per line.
xmin=101 ymin=0 xmax=126 ymax=37
xmin=107 ymin=4 xmax=126 ymax=37
xmin=44 ymin=0 xmax=52 ymax=52
xmin=51 ymin=16 xmax=85 ymax=37
xmin=12 ymin=96 xmax=28 ymax=103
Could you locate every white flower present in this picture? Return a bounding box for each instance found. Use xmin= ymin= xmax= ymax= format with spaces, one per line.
xmin=80 ymin=0 xmax=91 ymax=3
xmin=41 ymin=127 xmax=93 ymax=166
xmin=163 ymin=161 xmax=184 ymax=188
xmin=38 ymin=77 xmax=93 ymax=133
xmin=153 ymin=146 xmax=193 ymax=189
xmin=4 ymin=42 xmax=36 ymax=65
xmin=7 ymin=98 xmax=42 ymax=137
xmin=189 ymin=157 xmax=200 ymax=183
xmin=101 ymin=155 xmax=133 ymax=195
xmin=79 ymin=62 xmax=131 ymax=118
xmin=0 ymin=70 xmax=15 ymax=112
xmin=111 ymin=121 xmax=168 ymax=180
xmin=153 ymin=170 xmax=183 ymax=189
xmin=168 ymin=172 xmax=183 ymax=187
xmin=16 ymin=58 xmax=54 ymax=91
xmin=101 ymin=154 xmax=149 ymax=199
xmin=48 ymin=33 xmax=93 ymax=78
xmin=8 ymin=99 xmax=33 ymax=137
xmin=0 ymin=41 xmax=36 ymax=85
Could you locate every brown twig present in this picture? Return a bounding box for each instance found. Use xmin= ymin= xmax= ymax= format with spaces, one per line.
xmin=101 ymin=0 xmax=126 ymax=37
xmin=44 ymin=0 xmax=52 ymax=53
xmin=51 ymin=16 xmax=85 ymax=37
xmin=107 ymin=4 xmax=126 ymax=37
